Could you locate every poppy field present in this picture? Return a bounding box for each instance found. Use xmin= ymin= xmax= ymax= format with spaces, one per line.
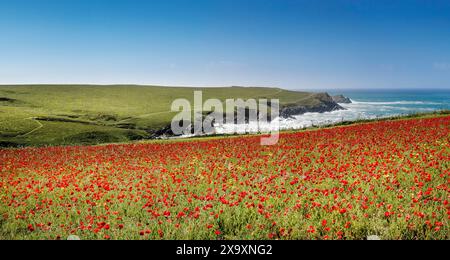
xmin=1 ymin=116 xmax=449 ymax=240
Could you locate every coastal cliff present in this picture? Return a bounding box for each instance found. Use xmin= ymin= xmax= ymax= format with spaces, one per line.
xmin=280 ymin=92 xmax=344 ymax=118
xmin=332 ymin=94 xmax=352 ymax=104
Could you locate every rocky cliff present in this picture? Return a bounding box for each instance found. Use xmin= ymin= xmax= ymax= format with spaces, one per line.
xmin=332 ymin=94 xmax=352 ymax=104
xmin=280 ymin=92 xmax=344 ymax=118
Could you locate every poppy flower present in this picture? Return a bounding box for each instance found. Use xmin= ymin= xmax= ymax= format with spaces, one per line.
xmin=27 ymin=224 xmax=34 ymax=232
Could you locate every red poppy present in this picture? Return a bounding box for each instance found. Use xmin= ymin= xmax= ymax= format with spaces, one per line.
xmin=307 ymin=226 xmax=315 ymax=234
xmin=27 ymin=224 xmax=34 ymax=232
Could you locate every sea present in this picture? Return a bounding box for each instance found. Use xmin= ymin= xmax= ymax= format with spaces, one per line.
xmin=213 ymin=89 xmax=450 ymax=134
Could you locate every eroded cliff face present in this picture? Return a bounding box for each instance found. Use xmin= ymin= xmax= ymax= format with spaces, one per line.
xmin=332 ymin=94 xmax=352 ymax=104
xmin=280 ymin=92 xmax=344 ymax=118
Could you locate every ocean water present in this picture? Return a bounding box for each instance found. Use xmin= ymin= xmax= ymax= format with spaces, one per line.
xmin=330 ymin=89 xmax=450 ymax=116
xmin=214 ymin=89 xmax=450 ymax=134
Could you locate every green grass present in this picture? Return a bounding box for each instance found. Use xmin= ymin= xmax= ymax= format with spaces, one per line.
xmin=0 ymin=85 xmax=328 ymax=147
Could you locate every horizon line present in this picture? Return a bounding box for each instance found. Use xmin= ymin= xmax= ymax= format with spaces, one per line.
xmin=0 ymin=83 xmax=449 ymax=91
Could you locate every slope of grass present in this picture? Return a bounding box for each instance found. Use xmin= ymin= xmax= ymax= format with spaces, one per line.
xmin=0 ymin=85 xmax=326 ymax=147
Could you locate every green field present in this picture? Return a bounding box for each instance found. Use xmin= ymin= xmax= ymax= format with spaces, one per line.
xmin=0 ymin=85 xmax=329 ymax=147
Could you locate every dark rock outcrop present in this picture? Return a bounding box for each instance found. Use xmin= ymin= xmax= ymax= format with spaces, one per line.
xmin=149 ymin=124 xmax=175 ymax=138
xmin=280 ymin=93 xmax=344 ymax=118
xmin=332 ymin=94 xmax=352 ymax=104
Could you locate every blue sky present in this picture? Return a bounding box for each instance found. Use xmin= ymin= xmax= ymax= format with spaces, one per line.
xmin=0 ymin=0 xmax=450 ymax=89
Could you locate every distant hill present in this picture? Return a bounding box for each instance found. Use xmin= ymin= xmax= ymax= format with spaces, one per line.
xmin=0 ymin=85 xmax=343 ymax=146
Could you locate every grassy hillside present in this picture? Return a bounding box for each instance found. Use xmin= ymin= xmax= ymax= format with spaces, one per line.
xmin=0 ymin=85 xmax=327 ymax=147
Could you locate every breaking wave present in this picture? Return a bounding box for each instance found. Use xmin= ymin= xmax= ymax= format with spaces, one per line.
xmin=213 ymin=99 xmax=444 ymax=134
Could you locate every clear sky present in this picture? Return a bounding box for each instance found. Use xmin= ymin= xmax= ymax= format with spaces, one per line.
xmin=1 ymin=0 xmax=450 ymax=89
